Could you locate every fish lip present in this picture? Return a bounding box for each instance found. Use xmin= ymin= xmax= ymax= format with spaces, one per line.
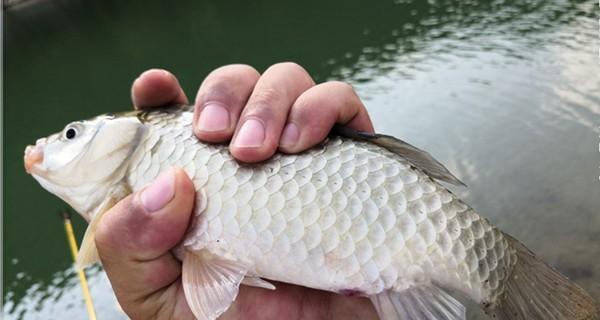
xmin=24 ymin=144 xmax=45 ymax=175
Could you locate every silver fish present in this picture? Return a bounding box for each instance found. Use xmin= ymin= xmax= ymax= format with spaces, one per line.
xmin=24 ymin=105 xmax=597 ymax=320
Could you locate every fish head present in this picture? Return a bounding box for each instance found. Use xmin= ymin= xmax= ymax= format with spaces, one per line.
xmin=24 ymin=114 xmax=145 ymax=218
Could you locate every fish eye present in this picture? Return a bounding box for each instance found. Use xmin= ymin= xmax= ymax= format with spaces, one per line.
xmin=65 ymin=127 xmax=77 ymax=140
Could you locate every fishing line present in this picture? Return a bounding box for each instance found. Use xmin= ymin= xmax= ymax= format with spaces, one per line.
xmin=61 ymin=209 xmax=97 ymax=320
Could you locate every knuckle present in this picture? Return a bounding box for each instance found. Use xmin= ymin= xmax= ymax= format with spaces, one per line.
xmin=230 ymin=64 xmax=260 ymax=77
xmin=328 ymin=81 xmax=357 ymax=97
xmin=211 ymin=64 xmax=260 ymax=81
xmin=250 ymin=85 xmax=283 ymax=108
xmin=292 ymin=99 xmax=319 ymax=122
xmin=196 ymin=80 xmax=234 ymax=105
xmin=266 ymin=62 xmax=313 ymax=85
xmin=197 ymin=64 xmax=260 ymax=107
xmin=269 ymin=61 xmax=305 ymax=74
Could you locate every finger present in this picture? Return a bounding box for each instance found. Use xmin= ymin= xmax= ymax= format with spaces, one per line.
xmin=95 ymin=168 xmax=195 ymax=319
xmin=193 ymin=64 xmax=260 ymax=142
xmin=222 ymin=281 xmax=378 ymax=320
xmin=131 ymin=69 xmax=188 ymax=109
xmin=278 ymin=81 xmax=374 ymax=153
xmin=230 ymin=62 xmax=315 ymax=162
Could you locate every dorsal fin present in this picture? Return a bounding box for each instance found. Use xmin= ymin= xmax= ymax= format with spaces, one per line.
xmin=331 ymin=125 xmax=465 ymax=187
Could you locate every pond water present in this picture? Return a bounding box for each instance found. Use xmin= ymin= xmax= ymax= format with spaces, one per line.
xmin=4 ymin=0 xmax=599 ymax=318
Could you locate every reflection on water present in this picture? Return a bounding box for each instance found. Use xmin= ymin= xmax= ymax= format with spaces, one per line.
xmin=4 ymin=0 xmax=599 ymax=318
xmin=3 ymin=267 xmax=125 ymax=319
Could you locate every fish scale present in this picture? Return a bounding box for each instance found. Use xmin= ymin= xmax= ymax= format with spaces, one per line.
xmin=126 ymin=109 xmax=513 ymax=303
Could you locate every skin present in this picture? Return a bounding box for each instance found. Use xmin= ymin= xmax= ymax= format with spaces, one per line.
xmin=95 ymin=63 xmax=380 ymax=320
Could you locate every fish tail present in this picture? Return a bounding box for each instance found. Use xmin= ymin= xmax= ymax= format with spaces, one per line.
xmin=485 ymin=234 xmax=598 ymax=320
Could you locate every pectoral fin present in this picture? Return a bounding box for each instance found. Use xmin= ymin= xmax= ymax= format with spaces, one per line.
xmin=76 ymin=197 xmax=118 ymax=269
xmin=182 ymin=250 xmax=247 ymax=320
xmin=369 ymin=284 xmax=465 ymax=320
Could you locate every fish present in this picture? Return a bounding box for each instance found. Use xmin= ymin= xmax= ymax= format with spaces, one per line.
xmin=24 ymin=105 xmax=598 ymax=320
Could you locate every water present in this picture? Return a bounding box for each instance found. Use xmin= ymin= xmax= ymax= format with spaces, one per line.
xmin=3 ymin=0 xmax=599 ymax=318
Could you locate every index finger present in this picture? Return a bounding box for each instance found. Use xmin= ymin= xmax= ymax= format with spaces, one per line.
xmin=131 ymin=69 xmax=189 ymax=109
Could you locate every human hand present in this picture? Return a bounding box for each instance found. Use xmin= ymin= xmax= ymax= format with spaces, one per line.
xmin=95 ymin=63 xmax=378 ymax=319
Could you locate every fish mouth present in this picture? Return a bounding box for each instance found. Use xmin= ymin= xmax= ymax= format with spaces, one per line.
xmin=24 ymin=139 xmax=46 ymax=175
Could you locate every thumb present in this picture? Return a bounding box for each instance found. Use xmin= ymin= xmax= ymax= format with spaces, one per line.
xmin=95 ymin=167 xmax=196 ymax=319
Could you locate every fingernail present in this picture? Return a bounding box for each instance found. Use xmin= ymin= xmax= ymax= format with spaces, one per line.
xmin=140 ymin=169 xmax=175 ymax=212
xmin=198 ymin=103 xmax=230 ymax=132
xmin=234 ymin=119 xmax=265 ymax=148
xmin=280 ymin=123 xmax=299 ymax=148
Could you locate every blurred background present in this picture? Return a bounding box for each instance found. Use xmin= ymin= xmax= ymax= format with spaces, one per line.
xmin=3 ymin=0 xmax=599 ymax=318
